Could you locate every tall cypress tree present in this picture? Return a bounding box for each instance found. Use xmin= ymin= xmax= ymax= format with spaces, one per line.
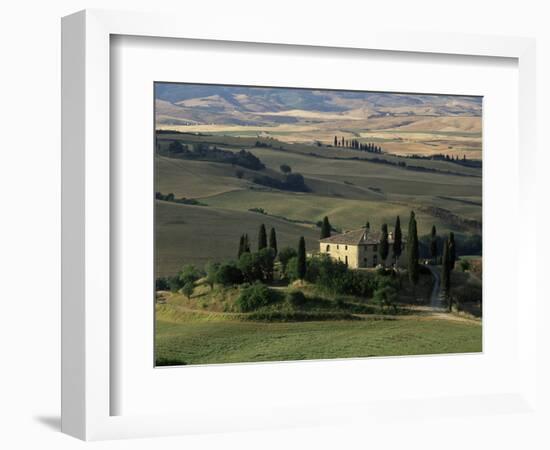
xmin=365 ymin=221 xmax=370 ymax=230
xmin=449 ymin=232 xmax=456 ymax=269
xmin=407 ymin=211 xmax=419 ymax=285
xmin=334 ymin=136 xmax=338 ymax=147
xmin=320 ymin=216 xmax=332 ymax=239
xmin=379 ymin=224 xmax=389 ymax=266
xmin=430 ymin=225 xmax=438 ymax=262
xmin=258 ymin=224 xmax=267 ymax=251
xmin=269 ymin=227 xmax=278 ymax=255
xmin=393 ymin=216 xmax=402 ymax=264
xmin=238 ymin=234 xmax=245 ymax=258
xmin=297 ymin=236 xmax=307 ymax=280
xmin=243 ymin=234 xmax=250 ymax=254
xmin=441 ymin=239 xmax=452 ymax=310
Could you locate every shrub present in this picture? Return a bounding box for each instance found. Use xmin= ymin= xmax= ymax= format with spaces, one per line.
xmin=178 ymin=264 xmax=202 ymax=286
xmin=278 ymin=247 xmax=297 ymax=271
xmin=236 ymin=282 xmax=274 ymax=312
xmin=460 ymin=259 xmax=471 ymax=272
xmin=215 ymin=262 xmax=244 ymax=286
xmin=204 ymin=262 xmax=220 ymax=290
xmin=286 ymin=290 xmax=307 ymax=308
xmin=373 ymin=285 xmax=398 ymax=313
xmin=182 ymin=281 xmax=194 ymax=299
xmin=168 ymin=275 xmax=183 ymax=293
xmin=285 ymin=256 xmax=300 ymax=281
xmin=238 ymin=252 xmax=264 ymax=283
xmin=155 ymin=277 xmax=170 ymax=291
xmin=257 ymin=248 xmax=276 ymax=282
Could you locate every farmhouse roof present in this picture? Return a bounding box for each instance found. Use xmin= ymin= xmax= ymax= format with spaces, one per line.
xmin=319 ymin=228 xmax=403 ymax=245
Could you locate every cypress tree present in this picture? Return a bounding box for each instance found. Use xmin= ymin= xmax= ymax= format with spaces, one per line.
xmin=393 ymin=216 xmax=402 ymax=264
xmin=269 ymin=227 xmax=278 ymax=255
xmin=365 ymin=221 xmax=370 ymax=230
xmin=407 ymin=211 xmax=419 ymax=285
xmin=297 ymin=236 xmax=306 ymax=280
xmin=449 ymin=232 xmax=456 ymax=269
xmin=320 ymin=216 xmax=332 ymax=239
xmin=441 ymin=239 xmax=452 ymax=310
xmin=379 ymin=224 xmax=389 ymax=266
xmin=430 ymin=225 xmax=438 ymax=262
xmin=258 ymin=224 xmax=267 ymax=251
xmin=334 ymin=136 xmax=338 ymax=147
xmin=243 ymin=234 xmax=250 ymax=254
xmin=238 ymin=234 xmax=245 ymax=258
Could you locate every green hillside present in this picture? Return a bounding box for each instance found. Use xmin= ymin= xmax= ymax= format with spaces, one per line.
xmin=156 ymin=201 xmax=320 ymax=276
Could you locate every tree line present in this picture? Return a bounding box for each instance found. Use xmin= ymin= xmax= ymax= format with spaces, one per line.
xmin=333 ymin=136 xmax=383 ymax=153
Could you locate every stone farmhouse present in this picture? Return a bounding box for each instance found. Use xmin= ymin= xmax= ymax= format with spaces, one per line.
xmin=319 ymin=228 xmax=407 ymax=269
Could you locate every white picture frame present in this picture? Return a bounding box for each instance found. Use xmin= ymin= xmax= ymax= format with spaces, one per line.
xmin=61 ymin=9 xmax=538 ymax=441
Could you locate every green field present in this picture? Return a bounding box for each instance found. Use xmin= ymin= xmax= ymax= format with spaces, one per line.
xmin=154 ymin=134 xmax=481 ymax=275
xmin=155 ymin=315 xmax=482 ymax=365
xmin=156 ymin=201 xmax=321 ymax=276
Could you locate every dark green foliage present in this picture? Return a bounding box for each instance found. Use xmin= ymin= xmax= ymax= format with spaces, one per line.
xmin=204 ymin=262 xmax=220 ymax=290
xmin=393 ymin=216 xmax=402 ymax=262
xmin=155 ymin=192 xmax=205 ymax=206
xmin=235 ymin=169 xmax=244 ymax=179
xmin=305 ymin=255 xmax=377 ymax=297
xmin=430 ymin=225 xmax=438 ymax=260
xmin=407 ymin=211 xmax=420 ymax=285
xmin=280 ymin=164 xmax=292 ymax=174
xmin=155 ymin=277 xmax=170 ymax=291
xmin=320 ymin=216 xmax=332 ymax=239
xmin=258 ymin=224 xmax=267 ymax=250
xmin=236 ymin=282 xmax=274 ymax=312
xmin=297 ymin=236 xmax=307 ymax=280
xmin=441 ymin=239 xmax=452 ymax=310
xmin=449 ymin=232 xmax=456 ymax=269
xmin=238 ymin=252 xmax=263 ymax=283
xmin=243 ymin=234 xmax=250 ymax=253
xmin=269 ymin=227 xmax=278 ymax=255
xmin=252 ymin=173 xmax=309 ymax=192
xmin=168 ymin=276 xmax=183 ymax=293
xmin=182 ymin=281 xmax=194 ymax=300
xmin=365 ymin=221 xmax=370 ymax=230
xmin=379 ymin=224 xmax=389 ymax=264
xmin=373 ymin=285 xmax=398 ymax=313
xmin=257 ymin=248 xmax=276 ymax=282
xmin=284 ymin=256 xmax=300 ymax=281
xmin=168 ymin=140 xmax=185 ymax=154
xmin=278 ymin=246 xmax=297 ymax=272
xmin=459 ymin=259 xmax=471 ymax=272
xmin=178 ymin=264 xmax=202 ymax=286
xmin=165 ymin=142 xmax=265 ymax=170
xmin=237 ymin=248 xmax=276 ymax=283
xmin=215 ymin=262 xmax=244 ymax=286
xmin=238 ymin=235 xmax=245 ymax=258
xmin=286 ymin=290 xmax=307 ymax=308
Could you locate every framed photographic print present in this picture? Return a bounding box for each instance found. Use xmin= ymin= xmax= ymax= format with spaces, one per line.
xmin=62 ymin=9 xmax=539 ymax=442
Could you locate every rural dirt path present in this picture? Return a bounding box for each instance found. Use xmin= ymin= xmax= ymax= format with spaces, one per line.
xmin=425 ymin=264 xmax=446 ymax=310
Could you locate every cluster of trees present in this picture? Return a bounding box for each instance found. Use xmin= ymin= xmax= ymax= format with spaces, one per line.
xmin=164 ymin=140 xmax=265 ymax=170
xmin=400 ymin=152 xmax=481 ymax=168
xmin=155 ymin=192 xmax=204 ymax=206
xmin=333 ymin=136 xmax=384 ymax=153
xmin=440 ymin=233 xmax=457 ymax=310
xmin=419 ymin=232 xmax=481 ymax=259
xmin=252 ymin=172 xmax=308 ymax=192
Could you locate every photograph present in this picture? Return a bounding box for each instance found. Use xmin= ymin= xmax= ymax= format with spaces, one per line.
xmin=154 ymin=83 xmax=483 ymax=366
